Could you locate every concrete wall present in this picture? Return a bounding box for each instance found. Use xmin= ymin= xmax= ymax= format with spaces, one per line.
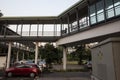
xmin=112 ymin=42 xmax=120 ymax=80
xmin=91 ymin=37 xmax=120 ymax=80
xmin=0 ymin=56 xmax=6 ymax=68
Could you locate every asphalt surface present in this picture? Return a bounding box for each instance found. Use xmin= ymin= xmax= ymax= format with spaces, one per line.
xmin=0 ymin=71 xmax=90 ymax=80
xmin=41 ymin=72 xmax=91 ymax=80
xmin=0 ymin=64 xmax=91 ymax=80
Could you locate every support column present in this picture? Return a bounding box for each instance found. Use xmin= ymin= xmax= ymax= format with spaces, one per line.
xmin=22 ymin=52 xmax=24 ymax=60
xmin=54 ymin=21 xmax=56 ymax=36
xmin=67 ymin=14 xmax=70 ymax=34
xmin=39 ymin=42 xmax=41 ymax=60
xmin=20 ymin=22 xmax=23 ymax=36
xmin=60 ymin=18 xmax=63 ymax=36
xmin=35 ymin=42 xmax=39 ymax=64
xmin=29 ymin=24 xmax=31 ymax=36
xmin=63 ymin=46 xmax=67 ymax=70
xmin=6 ymin=42 xmax=12 ymax=68
xmin=87 ymin=0 xmax=91 ymax=26
xmin=42 ymin=24 xmax=44 ymax=36
xmin=27 ymin=47 xmax=30 ymax=59
xmin=76 ymin=8 xmax=80 ymax=30
xmin=16 ymin=51 xmax=19 ymax=62
xmin=16 ymin=24 xmax=18 ymax=33
xmin=37 ymin=21 xmax=39 ymax=37
xmin=4 ymin=25 xmax=7 ymax=38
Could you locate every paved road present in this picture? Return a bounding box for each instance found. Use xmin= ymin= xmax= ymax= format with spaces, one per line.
xmin=0 ymin=72 xmax=90 ymax=80
xmin=0 ymin=64 xmax=91 ymax=80
xmin=52 ymin=64 xmax=85 ymax=70
xmin=41 ymin=72 xmax=91 ymax=80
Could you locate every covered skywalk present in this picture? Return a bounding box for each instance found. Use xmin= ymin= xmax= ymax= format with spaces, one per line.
xmin=0 ymin=0 xmax=120 ymax=71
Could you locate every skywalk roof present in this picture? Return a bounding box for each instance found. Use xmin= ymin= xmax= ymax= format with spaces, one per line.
xmin=0 ymin=0 xmax=90 ymax=24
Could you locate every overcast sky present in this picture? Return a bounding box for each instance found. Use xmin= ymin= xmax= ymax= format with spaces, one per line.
xmin=0 ymin=0 xmax=79 ymax=16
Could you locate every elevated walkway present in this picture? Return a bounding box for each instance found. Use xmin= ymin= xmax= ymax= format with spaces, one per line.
xmin=0 ymin=36 xmax=60 ymax=42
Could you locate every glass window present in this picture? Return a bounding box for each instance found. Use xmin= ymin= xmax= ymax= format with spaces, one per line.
xmin=22 ymin=25 xmax=30 ymax=36
xmin=62 ymin=24 xmax=68 ymax=34
xmin=90 ymin=4 xmax=97 ymax=24
xmin=96 ymin=0 xmax=104 ymax=13
xmin=115 ymin=5 xmax=120 ymax=15
xmin=105 ymin=0 xmax=113 ymax=9
xmin=114 ymin=0 xmax=120 ymax=15
xmin=105 ymin=0 xmax=115 ymax=18
xmin=106 ymin=8 xmax=114 ymax=18
xmin=90 ymin=16 xmax=96 ymax=24
xmin=96 ymin=0 xmax=105 ymax=22
xmin=71 ymin=21 xmax=77 ymax=31
xmin=79 ymin=17 xmax=88 ymax=29
xmin=114 ymin=0 xmax=120 ymax=6
xmin=90 ymin=5 xmax=96 ymax=16
xmin=31 ymin=25 xmax=37 ymax=36
xmin=97 ymin=13 xmax=105 ymax=22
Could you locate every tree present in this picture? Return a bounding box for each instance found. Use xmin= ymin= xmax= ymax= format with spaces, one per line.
xmin=67 ymin=51 xmax=78 ymax=61
xmin=26 ymin=51 xmax=35 ymax=60
xmin=69 ymin=45 xmax=91 ymax=65
xmin=38 ymin=43 xmax=63 ymax=68
xmin=75 ymin=45 xmax=85 ymax=65
xmin=85 ymin=48 xmax=91 ymax=61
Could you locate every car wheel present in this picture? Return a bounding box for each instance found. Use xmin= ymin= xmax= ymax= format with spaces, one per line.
xmin=30 ymin=73 xmax=35 ymax=78
xmin=7 ymin=72 xmax=12 ymax=77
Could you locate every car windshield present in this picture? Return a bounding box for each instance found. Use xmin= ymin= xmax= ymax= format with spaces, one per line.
xmin=15 ymin=65 xmax=32 ymax=68
xmin=39 ymin=61 xmax=46 ymax=65
xmin=32 ymin=65 xmax=39 ymax=68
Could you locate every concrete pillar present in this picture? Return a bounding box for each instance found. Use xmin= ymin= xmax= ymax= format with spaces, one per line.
xmin=76 ymin=8 xmax=80 ymax=30
xmin=63 ymin=46 xmax=67 ymax=70
xmin=16 ymin=51 xmax=19 ymax=62
xmin=22 ymin=52 xmax=24 ymax=60
xmin=27 ymin=47 xmax=29 ymax=59
xmin=6 ymin=42 xmax=12 ymax=68
xmin=35 ymin=42 xmax=39 ymax=64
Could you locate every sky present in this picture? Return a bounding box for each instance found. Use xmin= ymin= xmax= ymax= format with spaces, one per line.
xmin=0 ymin=0 xmax=80 ymax=16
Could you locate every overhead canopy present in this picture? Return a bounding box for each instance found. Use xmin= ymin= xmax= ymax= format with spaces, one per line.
xmin=0 ymin=36 xmax=59 ymax=42
xmin=0 ymin=16 xmax=58 ymax=24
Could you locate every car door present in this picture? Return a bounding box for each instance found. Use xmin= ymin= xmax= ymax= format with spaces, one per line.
xmin=14 ymin=65 xmax=24 ymax=75
xmin=20 ymin=65 xmax=32 ymax=75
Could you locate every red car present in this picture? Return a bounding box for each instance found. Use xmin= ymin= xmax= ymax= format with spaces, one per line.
xmin=5 ymin=64 xmax=41 ymax=77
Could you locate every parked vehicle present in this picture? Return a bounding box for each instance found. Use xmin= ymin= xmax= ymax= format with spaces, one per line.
xmin=25 ymin=60 xmax=34 ymax=64
xmin=25 ymin=62 xmax=43 ymax=72
xmin=85 ymin=61 xmax=92 ymax=70
xmin=37 ymin=60 xmax=46 ymax=72
xmin=5 ymin=64 xmax=41 ymax=77
xmin=39 ymin=60 xmax=46 ymax=68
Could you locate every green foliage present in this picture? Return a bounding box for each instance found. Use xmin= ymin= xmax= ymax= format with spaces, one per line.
xmin=29 ymin=52 xmax=35 ymax=59
xmin=39 ymin=43 xmax=63 ymax=68
xmin=68 ymin=45 xmax=91 ymax=65
xmin=76 ymin=45 xmax=85 ymax=65
xmin=67 ymin=51 xmax=79 ymax=61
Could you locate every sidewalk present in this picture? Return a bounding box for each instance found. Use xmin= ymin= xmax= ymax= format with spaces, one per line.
xmin=40 ymin=72 xmax=91 ymax=80
xmin=52 ymin=64 xmax=85 ymax=70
